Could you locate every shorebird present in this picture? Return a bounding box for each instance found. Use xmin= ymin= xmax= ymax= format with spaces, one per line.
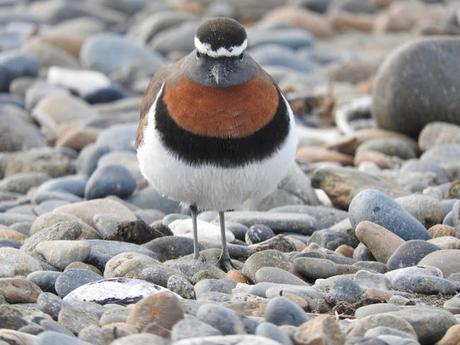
xmin=135 ymin=17 xmax=297 ymax=270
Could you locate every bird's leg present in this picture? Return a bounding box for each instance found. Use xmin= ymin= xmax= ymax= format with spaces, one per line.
xmin=217 ymin=211 xmax=235 ymax=271
xmin=190 ymin=204 xmax=200 ymax=260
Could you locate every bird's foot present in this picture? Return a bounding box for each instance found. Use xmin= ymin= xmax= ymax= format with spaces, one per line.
xmin=216 ymin=256 xmax=237 ymax=272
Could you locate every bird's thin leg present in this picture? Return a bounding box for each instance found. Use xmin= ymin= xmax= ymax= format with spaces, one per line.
xmin=190 ymin=204 xmax=200 ymax=260
xmin=217 ymin=211 xmax=234 ymax=271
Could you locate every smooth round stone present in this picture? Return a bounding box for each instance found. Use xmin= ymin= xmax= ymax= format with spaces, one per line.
xmin=437 ymin=324 xmax=460 ymax=345
xmin=143 ymin=236 xmax=199 ymax=262
xmin=64 ymin=277 xmax=172 ymax=305
xmin=83 ymin=86 xmax=127 ymax=104
xmin=167 ymin=275 xmax=195 ymax=299
xmin=396 ymin=194 xmax=444 ymax=228
xmin=172 ymin=335 xmax=283 ymax=345
xmin=269 ymin=205 xmax=348 ymax=229
xmin=365 ymin=326 xmax=416 ymax=340
xmin=354 ymin=270 xmax=390 ymax=290
xmin=255 ymin=267 xmax=308 ymax=286
xmin=171 ymin=317 xmax=222 ymax=342
xmin=294 ymin=257 xmax=337 ymax=280
xmin=76 ymin=144 xmax=110 ymax=176
xmin=308 ymin=229 xmax=357 ymax=251
xmin=0 ymin=52 xmax=39 ymax=91
xmin=249 ymin=28 xmax=314 ymax=49
xmin=256 ymin=322 xmax=293 ymax=345
xmin=242 ymin=250 xmax=292 ymax=283
xmin=443 ymin=295 xmax=460 ymax=314
xmin=98 ymin=150 xmax=141 ymax=179
xmin=387 ymin=240 xmax=440 ymax=271
xmin=391 ymin=274 xmax=457 ymax=295
xmin=264 ymin=297 xmax=310 ymax=326
xmin=0 ymin=239 xmax=20 ymax=249
xmin=150 ymin=20 xmax=198 ymax=55
xmin=251 ymin=44 xmax=314 ymax=72
xmin=401 ymin=160 xmax=450 ymax=185
xmin=36 ymin=292 xmax=63 ymax=320
xmin=328 ymin=277 xmax=363 ymax=303
xmin=0 ymin=277 xmax=42 ymax=303
xmin=0 ymin=247 xmax=42 ymax=277
xmin=27 ymin=271 xmax=61 ymax=294
xmin=80 ymin=33 xmax=164 ymax=75
xmin=196 ymin=303 xmax=245 ymax=335
xmin=0 ymin=212 xmax=35 ymax=226
xmin=169 ymin=219 xmax=234 ymax=248
xmin=194 ymin=279 xmax=236 ymax=299
xmin=421 ymin=144 xmax=460 ymax=170
xmin=224 ymin=211 xmax=317 ymax=235
xmin=127 ymin=186 xmax=180 ymax=214
xmin=419 ymin=249 xmax=460 ymax=276
xmin=349 ymin=189 xmax=430 ymax=241
xmin=110 ymin=334 xmax=166 ymax=345
xmin=35 ymin=240 xmax=91 ymax=270
xmin=55 ymin=269 xmax=102 ymax=297
xmin=85 ymin=164 xmax=136 ymax=199
xmin=245 ymin=224 xmax=275 ymax=244
xmin=95 ymin=123 xmax=137 ymax=152
xmin=0 ymin=107 xmax=45 ymax=152
xmin=37 ymin=175 xmax=86 ymax=197
xmin=419 ymin=122 xmax=460 ymax=151
xmin=127 ymin=291 xmax=183 ymax=330
xmin=357 ymin=138 xmax=416 ymax=160
xmin=373 ymin=38 xmax=460 ymax=136
xmin=347 ymin=314 xmax=417 ymax=339
xmin=37 ymin=331 xmax=92 ymax=345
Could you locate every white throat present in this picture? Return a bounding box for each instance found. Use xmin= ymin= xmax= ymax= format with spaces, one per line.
xmin=194 ymin=36 xmax=247 ymax=58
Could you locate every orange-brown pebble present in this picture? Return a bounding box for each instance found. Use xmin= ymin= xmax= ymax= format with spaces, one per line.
xmin=296 ymin=146 xmax=354 ymax=165
xmin=225 ymin=270 xmax=249 ymax=284
xmin=0 ymin=228 xmax=27 ymax=243
xmin=281 ymin=292 xmax=309 ymax=310
xmin=428 ymin=224 xmax=457 ymax=238
xmin=437 ymin=324 xmax=460 ymax=345
xmin=335 ymin=244 xmax=354 ymax=258
xmin=56 ymin=124 xmax=98 ymax=151
xmin=328 ymin=13 xmax=375 ymax=33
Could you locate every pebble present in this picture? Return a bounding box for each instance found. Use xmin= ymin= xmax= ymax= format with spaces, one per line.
xmin=255 ymin=267 xmax=308 ymax=286
xmin=419 ymin=249 xmax=460 ymax=277
xmin=294 ymin=315 xmax=345 ymax=345
xmin=36 ymin=292 xmax=63 ymax=320
xmin=256 ymin=322 xmax=293 ymax=345
xmin=0 ymin=247 xmax=42 ymax=277
xmin=355 ymin=220 xmax=405 ymax=264
xmin=27 ymin=271 xmax=61 ymax=294
xmin=173 ymin=335 xmax=283 ymax=345
xmin=127 ymin=291 xmax=183 ymax=330
xmin=392 ymin=274 xmax=457 ymax=295
xmin=85 ymin=164 xmax=136 ymax=199
xmin=328 ymin=276 xmax=363 ymax=303
xmin=171 ymin=318 xmax=222 ymax=342
xmin=168 ymin=218 xmax=235 ymax=247
xmin=347 ymin=314 xmax=417 ymax=339
xmin=94 ymin=216 xmax=163 ymax=244
xmin=264 ymin=296 xmax=310 ymax=326
xmin=143 ymin=236 xmax=199 ymax=262
xmin=387 ymin=240 xmax=440 ymax=271
xmin=58 ymin=304 xmax=99 ymax=335
xmin=35 ymin=240 xmax=91 ymax=270
xmin=36 ymin=331 xmax=92 ymax=345
xmin=245 ymin=224 xmax=275 ymax=244
xmin=37 ymin=175 xmax=86 ymax=197
xmin=80 ymin=33 xmax=164 ymax=75
xmin=396 ymin=194 xmax=444 ymax=228
xmin=294 ymin=257 xmax=337 ymax=280
xmin=242 ymin=250 xmax=292 ymax=283
xmin=373 ymin=38 xmax=460 ymax=136
xmin=428 ymin=224 xmax=456 ymax=238
xmin=167 ymin=275 xmax=195 ymax=299
xmin=0 ymin=278 xmax=42 ymax=303
xmin=111 ymin=334 xmax=166 ymax=345
xmin=349 ymin=189 xmax=431 ymax=241
xmin=437 ymin=324 xmax=460 ymax=345
xmin=55 ymin=269 xmax=102 ymax=297
xmin=224 ymin=211 xmax=317 ymax=235
xmin=196 ymin=304 xmax=245 ymax=335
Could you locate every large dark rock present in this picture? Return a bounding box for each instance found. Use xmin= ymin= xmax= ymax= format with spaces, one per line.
xmin=372 ymin=37 xmax=460 ymax=137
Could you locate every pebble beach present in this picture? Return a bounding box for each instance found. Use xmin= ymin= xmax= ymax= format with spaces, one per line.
xmin=1 ymin=0 xmax=460 ymax=344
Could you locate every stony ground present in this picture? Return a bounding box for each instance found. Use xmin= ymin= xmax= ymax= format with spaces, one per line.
xmin=1 ymin=0 xmax=460 ymax=344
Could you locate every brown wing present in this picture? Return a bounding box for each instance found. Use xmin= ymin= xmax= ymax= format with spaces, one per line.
xmin=134 ymin=62 xmax=181 ymax=149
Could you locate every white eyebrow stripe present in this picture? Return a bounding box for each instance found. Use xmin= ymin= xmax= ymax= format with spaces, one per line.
xmin=194 ymin=37 xmax=247 ymax=58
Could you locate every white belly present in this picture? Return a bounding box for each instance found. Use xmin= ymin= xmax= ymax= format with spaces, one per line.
xmin=137 ymin=86 xmax=298 ymax=211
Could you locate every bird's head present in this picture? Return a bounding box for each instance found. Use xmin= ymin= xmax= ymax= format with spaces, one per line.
xmin=185 ymin=17 xmax=254 ymax=87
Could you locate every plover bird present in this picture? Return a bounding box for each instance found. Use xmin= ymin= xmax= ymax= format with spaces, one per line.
xmin=135 ymin=17 xmax=297 ymax=270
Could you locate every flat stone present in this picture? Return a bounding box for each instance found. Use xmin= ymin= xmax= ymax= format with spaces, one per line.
xmin=53 ymin=198 xmax=137 ymax=227
xmin=35 ymin=240 xmax=91 ymax=269
xmin=36 ymin=331 xmax=92 ymax=345
xmin=264 ymin=296 xmax=310 ymax=326
xmin=37 ymin=292 xmax=63 ymax=320
xmin=55 ymin=269 xmax=102 ymax=297
xmin=255 ymin=267 xmax=308 ymax=286
xmin=0 ymin=247 xmax=42 ymax=277
xmin=85 ymin=164 xmax=136 ymax=199
xmin=173 ymin=335 xmax=283 ymax=345
xmin=58 ymin=305 xmax=99 ymax=335
xmin=437 ymin=324 xmax=460 ymax=345
xmin=143 ymin=236 xmax=200 ymax=262
xmin=391 ymin=274 xmax=457 ymax=295
xmin=269 ymin=205 xmax=348 ymax=229
xmin=349 ymin=189 xmax=431 ymax=241
xmin=64 ymin=277 xmax=173 ymax=305
xmin=387 ymin=240 xmax=439 ymax=270
xmin=419 ymin=249 xmax=460 ymax=276
xmin=111 ymin=334 xmax=166 ymax=345
xmin=242 ymin=250 xmax=292 ymax=283
xmin=311 ymin=167 xmax=408 ymax=209
xmin=255 ymin=322 xmax=293 ymax=345
xmin=0 ymin=278 xmax=42 ymax=303
xmin=224 ymin=211 xmax=317 ymax=235
xmin=27 ymin=271 xmax=61 ymax=294
xmin=347 ymin=314 xmax=417 ymax=339
xmin=168 ymin=219 xmax=234 ymax=247
xmin=396 ymin=194 xmax=444 ymax=228
xmin=294 ymin=257 xmax=337 ymax=280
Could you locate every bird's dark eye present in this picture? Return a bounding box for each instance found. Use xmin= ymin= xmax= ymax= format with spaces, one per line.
xmin=196 ymin=51 xmax=201 ymax=58
xmin=239 ymin=53 xmax=243 ymax=60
